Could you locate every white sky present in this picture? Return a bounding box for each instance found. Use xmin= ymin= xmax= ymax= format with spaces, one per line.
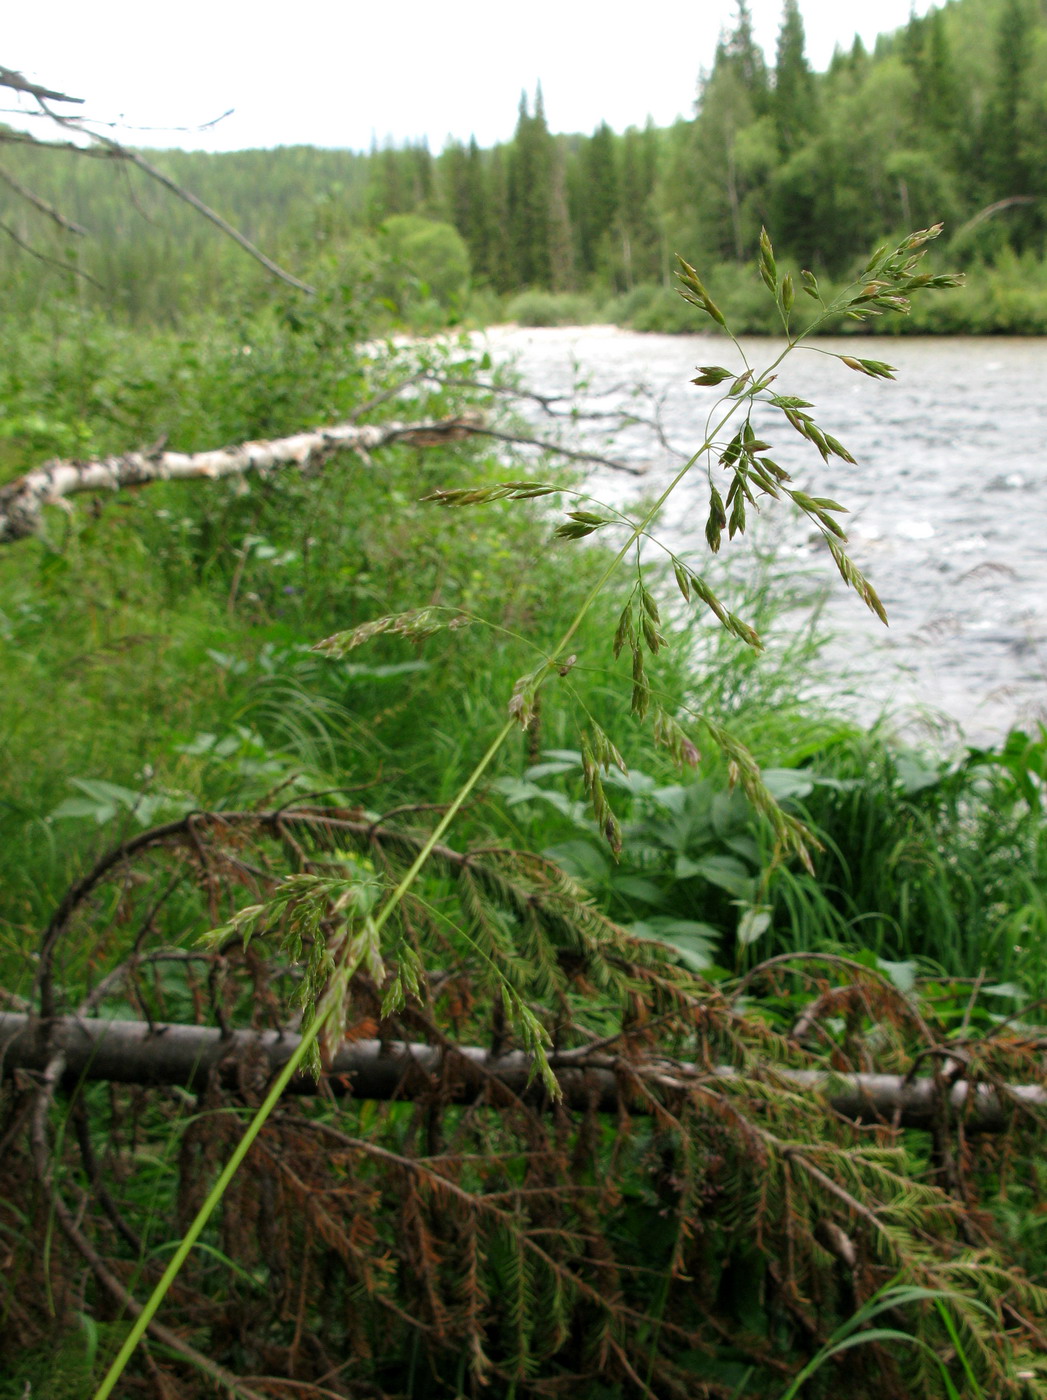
xmin=5 ymin=0 xmax=939 ymax=154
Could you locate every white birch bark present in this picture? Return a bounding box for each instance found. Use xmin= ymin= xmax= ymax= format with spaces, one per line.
xmin=0 ymin=415 xmax=483 ymax=544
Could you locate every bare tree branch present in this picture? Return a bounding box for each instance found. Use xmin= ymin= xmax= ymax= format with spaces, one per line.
xmin=39 ymin=98 xmax=317 ymax=294
xmin=955 ymin=195 xmax=1039 ymax=238
xmin=0 ymin=218 xmax=103 ymax=285
xmin=0 ymin=415 xmax=481 ymax=544
xmin=0 ymin=126 xmax=125 ymax=159
xmin=0 ymin=63 xmax=316 ymax=294
xmin=0 ymin=65 xmax=83 ymax=105
xmin=0 ymin=162 xmax=86 ymax=233
xmin=467 ymin=424 xmax=645 ymax=475
xmin=26 ymin=1077 xmax=271 ymax=1400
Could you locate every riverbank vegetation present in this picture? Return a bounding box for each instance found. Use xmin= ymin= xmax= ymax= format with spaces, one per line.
xmin=2 ymin=206 xmax=1047 ymax=1397
xmin=2 ymin=0 xmax=1047 ymax=337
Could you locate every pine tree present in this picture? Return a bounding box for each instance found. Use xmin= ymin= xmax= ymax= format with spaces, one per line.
xmin=486 ymin=144 xmax=516 ymax=293
xmin=548 ymin=139 xmax=576 ymax=290
xmin=366 ymin=144 xmax=409 ymax=223
xmin=465 ymin=138 xmax=496 ymax=284
xmin=769 ymin=0 xmax=820 ymax=261
xmin=439 ymin=138 xmax=497 ymax=285
xmin=922 ymin=10 xmax=960 ymax=140
xmin=723 ymin=0 xmax=769 ymax=112
xmin=406 ymin=142 xmax=435 ymax=213
xmin=440 ymin=140 xmax=470 ymax=235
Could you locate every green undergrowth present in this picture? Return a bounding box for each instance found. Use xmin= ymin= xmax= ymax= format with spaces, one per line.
xmin=4 ymin=394 xmax=1047 ymax=1001
xmin=2 ymin=302 xmax=1046 ymax=1000
xmin=0 ymin=289 xmax=371 ymax=483
xmin=3 ymin=293 xmax=1047 ymax=1397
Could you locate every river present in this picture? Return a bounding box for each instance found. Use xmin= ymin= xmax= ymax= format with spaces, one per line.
xmin=475 ymin=325 xmax=1047 ymax=747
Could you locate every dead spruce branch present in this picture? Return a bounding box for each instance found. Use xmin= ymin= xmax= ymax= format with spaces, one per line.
xmin=8 ymin=795 xmax=1047 ymax=1399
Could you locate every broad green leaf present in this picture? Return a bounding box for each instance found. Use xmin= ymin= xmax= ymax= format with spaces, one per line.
xmin=610 ymin=876 xmax=666 ymax=906
xmin=737 ymin=906 xmax=772 ymax=946
xmin=876 ymin=957 xmax=918 ymax=994
xmin=491 ymin=777 xmax=545 ymax=806
xmin=70 ymin=777 xmax=142 ymax=807
xmin=724 ymin=834 xmax=760 ymax=864
xmin=894 ymin=750 xmax=942 ymax=794
xmin=51 ymin=797 xmax=118 ymax=824
xmin=524 ymin=760 xmax=580 ymax=781
xmin=685 ymin=854 xmax=754 ymax=898
xmin=542 ymin=840 xmax=612 ymax=884
xmin=630 ymin=917 xmax=718 ymax=972
xmin=762 ymin=767 xmax=816 ymax=799
xmin=602 ymin=767 xmax=656 ymax=795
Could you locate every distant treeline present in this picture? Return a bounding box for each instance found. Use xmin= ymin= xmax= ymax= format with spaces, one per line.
xmin=1 ymin=0 xmax=1046 ymax=331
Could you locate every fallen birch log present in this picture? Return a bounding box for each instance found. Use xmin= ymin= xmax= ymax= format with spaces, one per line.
xmin=2 ymin=1012 xmax=1043 ymax=1132
xmin=0 ymin=410 xmax=644 ymax=544
xmin=0 ymin=416 xmax=478 ymax=544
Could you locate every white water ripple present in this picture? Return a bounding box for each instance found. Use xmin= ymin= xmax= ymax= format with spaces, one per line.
xmin=478 ymin=326 xmax=1047 ymax=744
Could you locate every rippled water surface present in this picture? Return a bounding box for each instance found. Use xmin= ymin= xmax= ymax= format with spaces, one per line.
xmin=478 ymin=325 xmax=1047 ymax=743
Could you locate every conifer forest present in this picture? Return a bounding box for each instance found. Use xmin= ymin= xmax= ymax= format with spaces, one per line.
xmin=3 ymin=0 xmax=1047 ymax=1397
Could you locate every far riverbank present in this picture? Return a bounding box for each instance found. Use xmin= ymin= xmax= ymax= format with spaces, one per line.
xmin=487 ymin=258 xmax=1047 ymax=339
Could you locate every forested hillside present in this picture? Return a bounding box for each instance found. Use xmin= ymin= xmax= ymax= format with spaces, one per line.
xmin=2 ymin=0 xmax=1046 ymax=331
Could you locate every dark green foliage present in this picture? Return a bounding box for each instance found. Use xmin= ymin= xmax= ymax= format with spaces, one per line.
xmin=773 ymin=0 xmax=818 ymax=159
xmin=573 ymin=121 xmax=618 ymax=277
xmin=507 ymin=89 xmax=555 ymax=289
xmin=4 ymin=30 xmax=1047 ymax=1393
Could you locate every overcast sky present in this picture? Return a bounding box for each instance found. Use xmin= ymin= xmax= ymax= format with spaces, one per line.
xmin=5 ymin=0 xmax=939 ymax=154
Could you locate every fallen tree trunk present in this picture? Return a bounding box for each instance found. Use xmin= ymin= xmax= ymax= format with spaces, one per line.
xmin=0 ymin=415 xmax=483 ymax=544
xmin=0 ymin=408 xmax=645 ymax=544
xmin=2 ymin=1012 xmax=1042 ymax=1131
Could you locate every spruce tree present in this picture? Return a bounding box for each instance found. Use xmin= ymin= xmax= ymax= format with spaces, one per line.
xmin=464 ymin=138 xmax=496 ymax=284
xmin=507 ymin=87 xmax=554 ymax=287
xmin=723 ymin=0 xmax=769 ymax=112
xmin=686 ymin=1 xmax=775 ymax=262
xmin=548 ymin=139 xmax=576 ymax=290
xmin=486 ymin=144 xmax=516 ymax=293
xmin=984 ymin=0 xmax=1032 ymax=199
xmin=617 ymin=123 xmax=660 ymax=286
xmin=576 ymin=121 xmax=619 ymax=276
xmin=773 ymin=0 xmax=817 ymax=157
xmin=440 ymin=140 xmax=470 ymax=235
xmin=770 ymin=0 xmax=820 ymax=261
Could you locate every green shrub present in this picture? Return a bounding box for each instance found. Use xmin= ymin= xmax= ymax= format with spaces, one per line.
xmin=505 ymin=288 xmax=603 ymax=326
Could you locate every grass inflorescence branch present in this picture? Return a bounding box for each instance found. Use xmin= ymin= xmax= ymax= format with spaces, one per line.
xmin=92 ymin=225 xmax=965 ymax=1400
